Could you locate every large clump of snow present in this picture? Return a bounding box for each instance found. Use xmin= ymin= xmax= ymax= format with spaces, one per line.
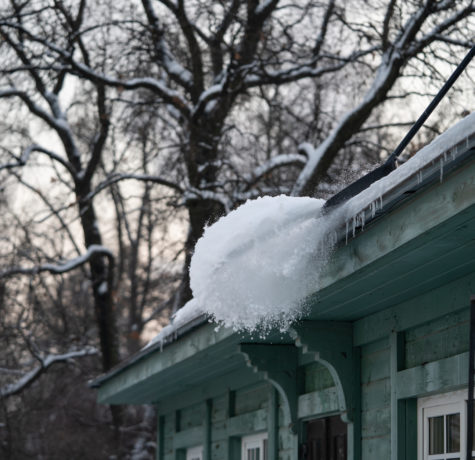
xmin=190 ymin=195 xmax=333 ymax=333
xmin=145 ymin=111 xmax=475 ymax=348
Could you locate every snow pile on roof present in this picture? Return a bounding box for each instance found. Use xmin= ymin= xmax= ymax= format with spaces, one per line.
xmin=146 ymin=111 xmax=475 ymax=347
xmin=144 ymin=298 xmax=204 ymax=349
xmin=145 ymin=196 xmax=332 ymax=347
xmin=190 ymin=195 xmax=333 ymax=333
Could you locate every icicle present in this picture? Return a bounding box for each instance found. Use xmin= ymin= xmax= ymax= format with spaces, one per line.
xmin=352 ymin=217 xmax=356 ymax=237
xmin=379 ymin=195 xmax=383 ymax=210
xmin=417 ymin=171 xmax=422 ymax=184
xmin=440 ymin=158 xmax=444 ymax=183
xmin=345 ymin=221 xmax=349 ymax=245
xmin=360 ymin=211 xmax=366 ymax=230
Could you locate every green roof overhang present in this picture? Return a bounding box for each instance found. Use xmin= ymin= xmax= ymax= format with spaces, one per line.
xmin=93 ymin=148 xmax=475 ymax=406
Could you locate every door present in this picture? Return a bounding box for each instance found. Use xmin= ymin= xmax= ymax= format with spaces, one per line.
xmin=304 ymin=415 xmax=347 ymax=460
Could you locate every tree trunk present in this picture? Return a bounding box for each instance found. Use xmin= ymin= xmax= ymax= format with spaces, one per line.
xmin=77 ymin=184 xmax=119 ymax=372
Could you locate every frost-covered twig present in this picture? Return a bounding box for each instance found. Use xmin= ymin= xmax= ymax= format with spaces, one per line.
xmin=0 ymin=347 xmax=98 ymax=398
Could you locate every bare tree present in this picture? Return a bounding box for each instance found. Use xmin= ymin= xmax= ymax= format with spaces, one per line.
xmin=30 ymin=0 xmax=471 ymax=303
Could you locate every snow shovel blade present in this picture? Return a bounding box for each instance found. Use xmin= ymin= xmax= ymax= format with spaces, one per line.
xmin=323 ymin=158 xmax=396 ymax=210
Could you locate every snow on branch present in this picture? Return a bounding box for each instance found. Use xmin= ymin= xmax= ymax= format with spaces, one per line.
xmin=184 ymin=187 xmax=232 ymax=213
xmin=0 ymin=86 xmax=81 ymax=160
xmin=0 ymin=347 xmax=98 ymax=398
xmin=85 ymin=173 xmax=183 ymax=201
xmin=142 ymin=0 xmax=193 ymax=89
xmin=244 ymin=47 xmax=378 ymax=88
xmin=243 ymin=153 xmax=307 ymax=190
xmin=408 ymin=5 xmax=475 ymax=56
xmin=0 ymin=144 xmax=76 ymax=176
xmin=192 ymin=82 xmax=224 ymax=117
xmin=0 ymin=20 xmax=192 ymax=117
xmin=0 ymin=245 xmax=114 ymax=279
xmin=290 ymin=0 xmax=450 ymax=196
xmin=254 ymin=0 xmax=279 ymax=18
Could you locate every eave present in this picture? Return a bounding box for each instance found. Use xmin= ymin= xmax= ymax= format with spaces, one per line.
xmin=92 ymin=131 xmax=475 ymax=405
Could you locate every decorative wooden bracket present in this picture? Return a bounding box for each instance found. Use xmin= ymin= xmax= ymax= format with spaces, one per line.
xmin=239 ymin=344 xmax=299 ymax=434
xmin=290 ymin=321 xmax=357 ymax=423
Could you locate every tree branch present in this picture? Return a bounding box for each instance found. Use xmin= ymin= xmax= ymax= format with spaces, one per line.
xmin=0 ymin=347 xmax=98 ymax=398
xmin=0 ymin=245 xmax=114 ymax=279
xmin=0 ymin=143 xmax=76 ymax=176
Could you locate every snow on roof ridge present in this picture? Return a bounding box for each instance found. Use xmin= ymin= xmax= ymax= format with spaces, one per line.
xmin=143 ymin=298 xmax=206 ymax=350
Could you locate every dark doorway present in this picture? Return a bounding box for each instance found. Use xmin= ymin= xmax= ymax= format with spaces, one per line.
xmin=302 ymin=415 xmax=347 ymax=460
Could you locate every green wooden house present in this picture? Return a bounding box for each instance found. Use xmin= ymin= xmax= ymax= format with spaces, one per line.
xmin=91 ymin=114 xmax=475 ymax=460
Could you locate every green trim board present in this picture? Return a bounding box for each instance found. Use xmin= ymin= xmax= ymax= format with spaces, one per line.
xmin=390 ymin=332 xmax=405 ymax=460
xmin=297 ymin=387 xmax=339 ymax=419
xmin=396 ymin=351 xmax=469 ymax=400
xmin=354 ymin=270 xmax=475 ymax=347
xmin=203 ymin=400 xmax=211 ymax=460
xmin=157 ymin=414 xmax=164 ymax=460
xmin=266 ymin=388 xmax=279 ymax=460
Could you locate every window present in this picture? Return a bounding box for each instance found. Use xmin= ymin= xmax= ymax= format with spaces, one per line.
xmin=186 ymin=445 xmax=203 ymax=460
xmin=241 ymin=433 xmax=268 ymax=460
xmin=418 ymin=389 xmax=475 ymax=459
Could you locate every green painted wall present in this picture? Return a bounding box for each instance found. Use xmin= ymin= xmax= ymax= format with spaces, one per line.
xmin=234 ymin=383 xmax=269 ymax=416
xmin=155 ymin=364 xmax=341 ymax=459
xmin=405 ymin=309 xmax=469 ymax=368
xmin=360 ymin=339 xmax=391 ymax=457
xmin=150 ymin=238 xmax=475 ymax=460
xmin=155 ymin=296 xmax=474 ymax=460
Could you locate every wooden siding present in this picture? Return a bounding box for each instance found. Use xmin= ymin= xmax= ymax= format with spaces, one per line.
xmin=234 ymin=383 xmax=269 ymax=416
xmin=405 ymin=309 xmax=469 ymax=368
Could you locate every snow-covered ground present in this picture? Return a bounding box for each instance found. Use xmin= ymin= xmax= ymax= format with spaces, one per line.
xmin=146 ymin=111 xmax=475 ymax=349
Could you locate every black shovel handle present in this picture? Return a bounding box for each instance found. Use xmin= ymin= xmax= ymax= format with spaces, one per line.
xmin=324 ymin=44 xmax=475 ymax=210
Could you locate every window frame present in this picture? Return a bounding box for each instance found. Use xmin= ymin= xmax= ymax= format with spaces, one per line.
xmin=241 ymin=432 xmax=268 ymax=460
xmin=186 ymin=445 xmax=203 ymax=460
xmin=418 ymin=389 xmax=473 ymax=460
